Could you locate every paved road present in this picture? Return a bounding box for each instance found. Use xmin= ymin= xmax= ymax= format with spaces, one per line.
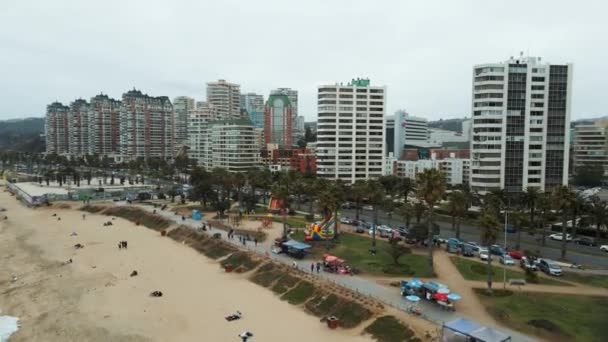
xmin=340 ymin=208 xmax=608 ymax=269
xmin=130 ymin=202 xmax=537 ymax=342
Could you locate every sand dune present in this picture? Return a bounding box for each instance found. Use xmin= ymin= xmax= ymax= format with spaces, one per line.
xmin=0 ymin=189 xmax=372 ymax=342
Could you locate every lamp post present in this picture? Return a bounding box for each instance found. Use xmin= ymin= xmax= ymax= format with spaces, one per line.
xmin=503 ymin=199 xmax=509 ymax=289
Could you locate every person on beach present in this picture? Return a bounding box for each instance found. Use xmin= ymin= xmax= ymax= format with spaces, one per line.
xmin=254 ymin=238 xmax=258 ymax=247
xmin=310 ymin=263 xmax=314 ymax=273
xmin=118 ymin=242 xmax=122 ymax=250
xmin=82 ymin=214 xmax=86 ymax=220
xmin=238 ymin=331 xmax=253 ymax=342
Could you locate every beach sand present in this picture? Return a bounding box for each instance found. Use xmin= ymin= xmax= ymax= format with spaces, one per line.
xmin=0 ymin=189 xmax=373 ymax=342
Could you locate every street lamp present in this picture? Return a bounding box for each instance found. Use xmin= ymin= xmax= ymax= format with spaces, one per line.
xmin=503 ymin=199 xmax=509 ymax=289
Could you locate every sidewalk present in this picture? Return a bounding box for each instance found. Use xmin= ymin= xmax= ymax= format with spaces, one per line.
xmin=129 ymin=202 xmax=538 ymax=342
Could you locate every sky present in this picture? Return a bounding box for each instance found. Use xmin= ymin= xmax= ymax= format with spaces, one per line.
xmin=1 ymin=0 xmax=607 ymax=122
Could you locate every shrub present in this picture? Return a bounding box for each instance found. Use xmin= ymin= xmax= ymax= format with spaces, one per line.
xmin=281 ymin=281 xmax=315 ymax=305
xmin=364 ymin=316 xmax=418 ymax=342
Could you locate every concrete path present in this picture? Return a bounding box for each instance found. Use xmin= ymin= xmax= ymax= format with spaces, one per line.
xmin=130 ymin=202 xmax=538 ymax=342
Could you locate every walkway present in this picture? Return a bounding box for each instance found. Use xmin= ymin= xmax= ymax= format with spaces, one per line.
xmin=130 ymin=202 xmax=537 ymax=342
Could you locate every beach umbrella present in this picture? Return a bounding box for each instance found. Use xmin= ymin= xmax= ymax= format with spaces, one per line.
xmin=447 ymin=293 xmax=462 ymax=301
xmin=409 ymin=279 xmax=424 ymax=288
xmin=437 ymin=288 xmax=450 ymax=294
xmin=405 ymin=295 xmax=420 ymax=302
xmin=433 ymin=293 xmax=448 ymax=301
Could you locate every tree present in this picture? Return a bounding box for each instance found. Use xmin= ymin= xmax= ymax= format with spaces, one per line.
xmin=351 ymin=180 xmax=368 ymax=221
xmin=510 ymin=209 xmax=529 ymax=250
xmin=366 ymin=179 xmax=385 ymax=254
xmin=536 ymin=193 xmax=551 ymax=246
xmin=522 ymin=187 xmax=540 ymax=239
xmin=398 ymin=202 xmax=414 ymax=230
xmin=413 ymin=201 xmax=426 ymax=223
xmin=447 ymin=191 xmax=467 ymax=239
xmin=388 ymin=238 xmax=411 ymax=265
xmin=589 ymin=196 xmax=608 ymax=240
xmin=551 ymin=186 xmax=574 ymax=260
xmin=416 ymin=168 xmax=446 ymax=274
xmin=271 ymin=182 xmax=291 ymax=238
xmin=574 ymin=163 xmax=604 ymax=187
xmin=478 ymin=208 xmax=501 ymax=294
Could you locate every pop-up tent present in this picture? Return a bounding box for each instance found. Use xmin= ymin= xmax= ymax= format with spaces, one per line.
xmin=442 ymin=318 xmax=511 ymax=342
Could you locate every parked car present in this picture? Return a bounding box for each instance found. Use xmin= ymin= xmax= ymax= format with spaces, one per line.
xmin=508 ymin=250 xmax=524 ymax=260
xmin=572 ymin=236 xmax=597 ymax=246
xmin=354 ymin=225 xmax=366 ymax=233
xmin=479 ymin=250 xmax=492 ymax=261
xmin=520 ymin=257 xmax=537 ymax=271
xmin=490 ymin=244 xmax=506 ymax=256
xmin=339 ymin=217 xmax=352 ymax=225
xmin=369 ymin=225 xmax=392 ymax=237
xmin=600 ymin=245 xmax=608 ymax=252
xmin=549 ymin=233 xmax=572 ymax=241
xmin=460 ymin=243 xmax=476 ymax=257
xmin=500 ymin=254 xmax=515 ymax=266
xmin=362 ymin=205 xmax=374 ymax=211
xmin=446 ymin=238 xmax=462 ymax=253
xmin=396 ymin=227 xmax=409 ymax=237
xmin=538 ymin=259 xmax=562 ymax=276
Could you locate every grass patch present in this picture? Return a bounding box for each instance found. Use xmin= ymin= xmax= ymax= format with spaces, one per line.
xmin=220 ymin=252 xmax=261 ymax=273
xmin=306 ymin=293 xmax=340 ymax=316
xmin=103 ymin=206 xmax=171 ymax=230
xmin=281 ymin=280 xmax=315 ymax=305
xmin=292 ymin=231 xmax=433 ymax=277
xmin=271 ymin=274 xmax=300 ymax=294
xmin=561 ymin=272 xmax=608 ymax=289
xmin=450 ymin=257 xmax=571 ymax=286
xmin=473 ymin=288 xmax=608 ymax=342
xmin=364 ymin=315 xmax=419 ymax=342
xmin=250 ymin=263 xmax=285 ymax=287
xmin=332 ymin=300 xmax=373 ymax=328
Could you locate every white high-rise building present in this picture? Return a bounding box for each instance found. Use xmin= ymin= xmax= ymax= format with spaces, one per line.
xmin=202 ymin=118 xmax=259 ymax=172
xmin=173 ymin=96 xmax=195 ymax=150
xmin=45 ymin=102 xmax=70 ymax=155
xmin=188 ymin=102 xmax=216 ymax=165
xmin=316 ymin=78 xmax=385 ymax=183
xmin=206 ymin=79 xmax=241 ymax=120
xmin=470 ymin=55 xmax=572 ymax=193
xmin=67 ymin=99 xmax=90 ymax=156
xmin=393 ymin=110 xmax=429 ymax=159
xmin=573 ymin=121 xmax=608 ymax=177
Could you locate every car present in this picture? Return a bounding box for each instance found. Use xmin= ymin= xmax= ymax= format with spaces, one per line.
xmin=508 ymin=250 xmax=524 ymax=260
xmin=499 ymin=254 xmax=515 ymax=266
xmin=460 ymin=244 xmax=476 ymax=257
xmin=479 ymin=250 xmax=492 ymax=261
xmin=489 ymin=244 xmax=506 ymax=256
xmin=396 ymin=227 xmax=409 ymax=237
xmin=369 ymin=225 xmax=392 ymax=237
xmin=467 ymin=242 xmax=479 ymax=248
xmin=354 ymin=225 xmax=366 ymax=233
xmin=600 ymin=245 xmax=608 ymax=252
xmin=339 ymin=217 xmax=352 ymax=225
xmin=572 ymin=236 xmax=597 ymax=246
xmin=538 ymin=259 xmax=562 ymax=276
xmin=520 ymin=257 xmax=537 ymax=271
xmin=549 ymin=233 xmax=572 ymax=241
xmin=362 ymin=205 xmax=374 ymax=211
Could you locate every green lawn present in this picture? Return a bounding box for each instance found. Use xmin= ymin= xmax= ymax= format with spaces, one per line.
xmin=561 ymin=272 xmax=608 ymax=289
xmin=474 ymin=289 xmax=608 ymax=342
xmin=292 ymin=231 xmax=433 ymax=277
xmin=450 ymin=257 xmax=571 ymax=286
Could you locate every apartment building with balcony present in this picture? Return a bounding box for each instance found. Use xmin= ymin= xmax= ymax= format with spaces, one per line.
xmin=45 ymin=101 xmax=71 ymax=155
xmin=188 ymin=102 xmax=217 ymax=165
xmin=173 ymin=96 xmax=195 ymax=151
xmin=573 ymin=120 xmax=608 ymax=178
xmin=88 ymin=94 xmax=121 ymax=157
xmin=118 ymin=89 xmax=175 ymax=161
xmin=67 ymin=99 xmax=90 ymax=156
xmin=470 ymin=55 xmax=572 ymax=193
xmin=202 ymin=118 xmax=259 ymax=172
xmin=207 ymin=79 xmax=241 ymax=120
xmin=264 ymin=94 xmax=293 ymax=148
xmin=316 ymin=78 xmax=385 ymax=183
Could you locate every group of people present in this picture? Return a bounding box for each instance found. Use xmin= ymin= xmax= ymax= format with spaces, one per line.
xmin=224 ymin=310 xmax=253 ymax=341
xmin=118 ymin=240 xmax=128 ymax=249
xmin=310 ymin=262 xmax=322 ymax=273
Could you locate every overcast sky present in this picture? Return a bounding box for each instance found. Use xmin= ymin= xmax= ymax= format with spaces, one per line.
xmin=1 ymin=0 xmax=606 ymax=121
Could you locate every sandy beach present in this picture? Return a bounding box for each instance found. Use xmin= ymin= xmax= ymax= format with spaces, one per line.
xmin=0 ymin=188 xmax=374 ymax=342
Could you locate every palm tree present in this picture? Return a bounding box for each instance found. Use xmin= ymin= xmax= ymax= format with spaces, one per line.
xmin=398 ymin=202 xmax=414 ymax=230
xmin=413 ymin=201 xmax=426 ymax=223
xmin=366 ymin=179 xmax=385 ymax=254
xmin=416 ymin=168 xmax=446 ymax=273
xmin=510 ymin=209 xmax=529 ymax=250
xmin=589 ymin=196 xmax=608 ymax=240
xmin=522 ymin=186 xmax=540 ymax=236
xmin=447 ymin=191 xmax=467 ymax=239
xmin=399 ymin=177 xmax=415 ymax=204
xmin=351 ymin=180 xmax=368 ymax=221
xmin=478 ymin=208 xmax=501 ymax=293
xmin=551 ymin=186 xmax=574 ymax=260
xmin=536 ymin=193 xmax=551 ymax=246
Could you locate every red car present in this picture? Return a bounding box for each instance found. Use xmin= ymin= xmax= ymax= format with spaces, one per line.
xmin=508 ymin=250 xmax=524 ymax=260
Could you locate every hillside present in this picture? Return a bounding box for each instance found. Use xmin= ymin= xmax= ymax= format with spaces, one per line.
xmin=0 ymin=117 xmax=45 ymax=152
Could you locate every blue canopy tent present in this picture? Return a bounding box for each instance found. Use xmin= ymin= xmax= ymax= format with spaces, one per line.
xmin=280 ymin=240 xmax=312 ymax=259
xmin=442 ymin=318 xmax=511 ymax=342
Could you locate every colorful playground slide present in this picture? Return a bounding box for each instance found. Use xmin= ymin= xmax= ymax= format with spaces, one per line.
xmin=305 ymin=215 xmax=338 ymax=241
xmin=268 ymin=198 xmax=282 ymax=214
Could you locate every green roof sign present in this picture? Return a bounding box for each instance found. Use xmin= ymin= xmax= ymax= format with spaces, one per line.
xmin=348 ymin=78 xmax=370 ymax=87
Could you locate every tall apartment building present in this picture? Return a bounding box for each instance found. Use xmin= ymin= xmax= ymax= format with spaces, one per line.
xmin=173 ymin=96 xmax=195 ymax=150
xmin=88 ymin=94 xmax=121 ymax=157
xmin=207 ymin=79 xmax=241 ymax=120
xmin=45 ymin=102 xmax=70 ymax=155
xmin=470 ymin=56 xmax=572 ymax=193
xmin=316 ymin=78 xmax=385 ymax=183
xmin=68 ymin=99 xmax=90 ymax=156
xmin=385 ymin=115 xmax=395 ymax=156
xmin=188 ymin=102 xmax=217 ymax=164
xmin=265 ymin=93 xmax=293 ymax=148
xmin=119 ymin=89 xmax=175 ymax=161
xmin=573 ymin=121 xmax=608 ymax=177
xmin=240 ymin=93 xmax=265 ymax=128
xmin=394 ymin=110 xmax=429 ymax=159
xmin=271 ymin=88 xmax=298 ymax=117
xmin=202 ymin=118 xmax=259 ymax=172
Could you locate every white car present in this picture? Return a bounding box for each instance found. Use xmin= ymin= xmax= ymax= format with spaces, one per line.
xmin=500 ymin=255 xmax=515 ymax=266
xmin=601 ymin=245 xmax=608 ymax=252
xmin=362 ymin=205 xmax=374 ymax=211
xmin=549 ymin=233 xmax=572 ymax=241
xmin=479 ymin=250 xmax=492 ymax=261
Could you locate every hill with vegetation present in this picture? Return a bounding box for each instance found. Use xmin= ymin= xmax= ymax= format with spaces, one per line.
xmin=0 ymin=117 xmax=45 ymax=152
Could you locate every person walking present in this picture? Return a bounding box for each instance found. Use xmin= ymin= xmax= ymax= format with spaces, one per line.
xmin=82 ymin=214 xmax=86 ymax=220
xmin=316 ymin=262 xmax=321 ymax=273
xmin=310 ymin=263 xmax=315 ymax=273
xmin=254 ymin=238 xmax=258 ymax=247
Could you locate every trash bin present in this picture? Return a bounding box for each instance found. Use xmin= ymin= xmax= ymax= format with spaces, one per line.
xmin=327 ymin=316 xmax=338 ymax=329
xmin=225 ymin=264 xmax=233 ymax=273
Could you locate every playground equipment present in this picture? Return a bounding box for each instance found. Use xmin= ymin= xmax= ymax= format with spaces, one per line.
xmin=268 ymin=198 xmax=283 ymax=214
xmin=192 ymin=210 xmax=202 ymax=221
xmin=305 ymin=214 xmax=338 ymax=241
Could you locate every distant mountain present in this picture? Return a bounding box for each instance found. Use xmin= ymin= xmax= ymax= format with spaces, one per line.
xmin=428 ymin=117 xmax=468 ymax=133
xmin=0 ymin=117 xmax=45 ymax=152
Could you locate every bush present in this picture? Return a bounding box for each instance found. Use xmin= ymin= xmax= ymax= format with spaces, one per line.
xmin=364 ymin=316 xmax=418 ymax=342
xmin=525 ymin=268 xmax=539 ymax=284
xmin=281 ymin=281 xmax=315 ymax=305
